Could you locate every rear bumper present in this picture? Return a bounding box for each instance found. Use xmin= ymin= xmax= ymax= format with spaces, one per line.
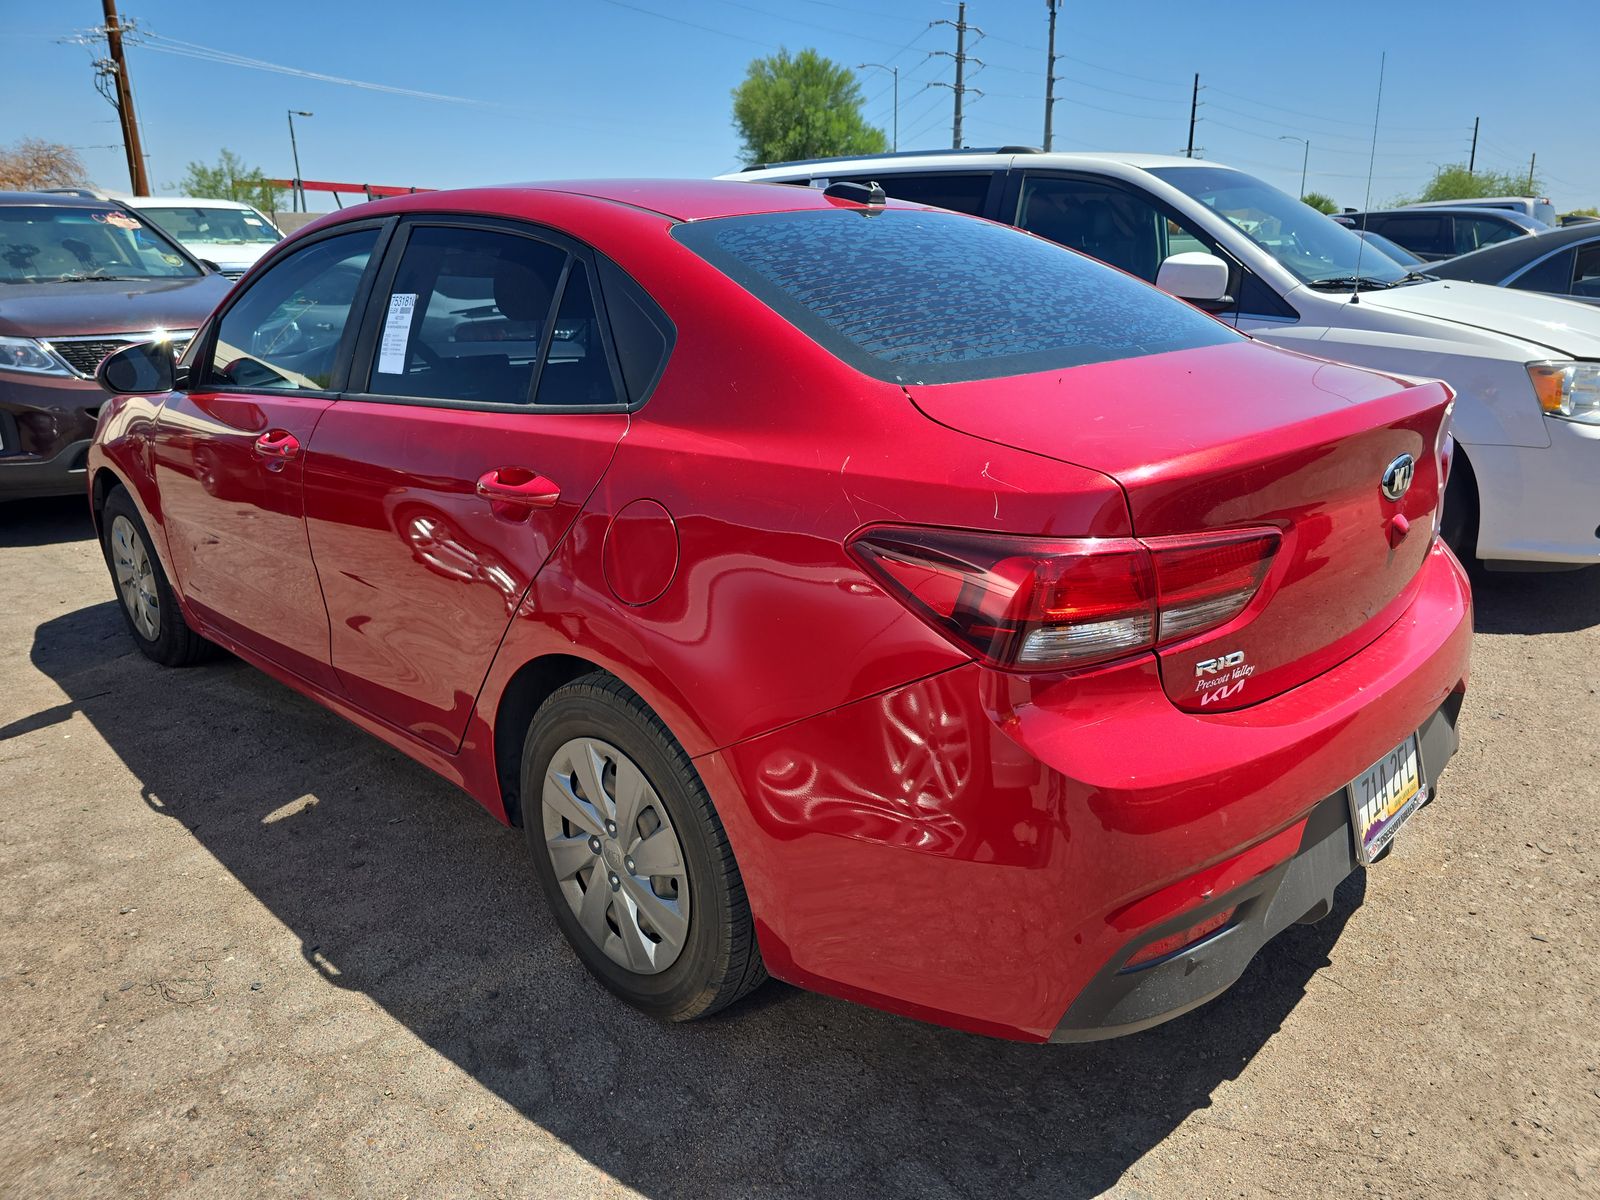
xmin=1050 ymin=695 xmax=1460 ymax=1041
xmin=699 ymin=542 xmax=1473 ymax=1041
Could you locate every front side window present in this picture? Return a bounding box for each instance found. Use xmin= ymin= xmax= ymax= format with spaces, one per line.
xmin=1509 ymin=248 xmax=1574 ymax=294
xmin=0 ymin=205 xmax=200 ymax=283
xmin=138 ymin=205 xmax=282 ymax=247
xmin=1455 ymin=215 xmax=1523 ymax=255
xmin=1149 ymin=166 xmax=1411 ymax=286
xmin=365 ymin=225 xmax=618 ymax=407
xmin=209 ymin=228 xmax=378 ymax=391
xmin=674 ymin=208 xmax=1238 ymax=385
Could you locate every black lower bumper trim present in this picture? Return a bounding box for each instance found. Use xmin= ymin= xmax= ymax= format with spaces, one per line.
xmin=1050 ymin=693 xmax=1462 ymax=1042
xmin=0 ymin=438 xmax=93 ymax=500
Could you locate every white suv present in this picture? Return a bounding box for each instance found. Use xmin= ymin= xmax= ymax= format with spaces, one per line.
xmin=727 ymin=151 xmax=1600 ymax=568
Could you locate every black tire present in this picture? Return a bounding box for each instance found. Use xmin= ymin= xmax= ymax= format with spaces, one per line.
xmin=521 ymin=673 xmax=766 ymax=1021
xmin=1439 ymin=450 xmax=1479 ymax=567
xmin=100 ymin=485 xmax=211 ymax=667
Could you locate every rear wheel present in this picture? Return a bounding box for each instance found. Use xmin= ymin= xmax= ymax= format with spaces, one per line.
xmin=100 ymin=486 xmax=210 ymax=667
xmin=521 ymin=674 xmax=766 ymax=1021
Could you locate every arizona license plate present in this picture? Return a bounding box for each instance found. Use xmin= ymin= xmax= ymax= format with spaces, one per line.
xmin=1347 ymin=734 xmax=1425 ymax=865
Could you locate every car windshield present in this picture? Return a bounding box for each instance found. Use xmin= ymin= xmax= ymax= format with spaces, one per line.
xmin=674 ymin=207 xmax=1237 ymax=385
xmin=139 ymin=205 xmax=282 ymax=246
xmin=0 ymin=206 xmax=201 ymax=283
xmin=1149 ymin=165 xmax=1410 ymax=287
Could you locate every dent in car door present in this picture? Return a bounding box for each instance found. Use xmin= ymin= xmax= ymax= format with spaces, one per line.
xmin=302 ymin=220 xmax=631 ymax=751
xmin=152 ymin=225 xmax=386 ymax=691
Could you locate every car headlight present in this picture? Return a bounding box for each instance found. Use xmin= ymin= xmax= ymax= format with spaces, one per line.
xmin=1527 ymin=361 xmax=1600 ymax=425
xmin=0 ymin=335 xmax=71 ymax=376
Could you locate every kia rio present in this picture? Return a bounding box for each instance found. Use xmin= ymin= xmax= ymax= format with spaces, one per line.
xmin=87 ymin=180 xmax=1472 ymax=1042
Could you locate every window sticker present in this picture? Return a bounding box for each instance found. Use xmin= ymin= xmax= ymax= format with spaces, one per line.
xmin=376 ymin=292 xmax=419 ymax=374
xmin=242 ymin=216 xmax=265 ymax=227
xmin=93 ymin=211 xmax=143 ymax=230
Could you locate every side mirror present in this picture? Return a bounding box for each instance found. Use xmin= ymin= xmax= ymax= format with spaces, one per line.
xmin=200 ymin=258 xmax=223 ymax=273
xmin=96 ymin=340 xmax=176 ymax=396
xmin=1156 ymin=252 xmax=1232 ymax=307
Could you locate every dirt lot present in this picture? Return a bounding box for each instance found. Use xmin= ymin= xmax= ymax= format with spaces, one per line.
xmin=0 ymin=495 xmax=1596 ymax=1200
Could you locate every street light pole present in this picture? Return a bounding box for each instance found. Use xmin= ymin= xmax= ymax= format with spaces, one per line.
xmin=287 ymin=110 xmax=313 ymax=212
xmin=1279 ymin=134 xmax=1309 ymax=199
xmin=858 ymin=63 xmax=898 ymax=152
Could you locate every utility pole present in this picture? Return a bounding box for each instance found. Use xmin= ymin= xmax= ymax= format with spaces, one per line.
xmin=1185 ymin=73 xmax=1200 ymax=159
xmin=1468 ymin=116 xmax=1479 ymax=174
xmin=99 ymin=0 xmax=149 ymax=195
xmin=929 ymin=3 xmax=982 ymax=150
xmin=1527 ymin=152 xmax=1537 ymax=193
xmin=1043 ymin=0 xmax=1061 ymax=151
xmin=858 ymin=64 xmax=899 ymax=152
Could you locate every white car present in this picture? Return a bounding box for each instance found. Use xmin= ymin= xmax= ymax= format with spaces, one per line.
xmin=122 ymin=196 xmax=284 ymax=279
xmin=727 ymin=151 xmax=1600 ymax=568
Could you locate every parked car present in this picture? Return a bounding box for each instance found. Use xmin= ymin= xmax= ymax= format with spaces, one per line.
xmin=1404 ymin=195 xmax=1557 ymax=228
xmin=123 ymin=195 xmax=284 ymax=279
xmin=0 ymin=191 xmax=231 ymax=500
xmin=89 ymin=179 xmax=1471 ymax=1043
xmin=1351 ymin=227 xmax=1426 ymax=268
xmin=731 ymin=151 xmax=1600 ymax=568
xmin=1332 ymin=206 xmax=1543 ymax=261
xmin=1426 ymin=221 xmax=1600 ymax=306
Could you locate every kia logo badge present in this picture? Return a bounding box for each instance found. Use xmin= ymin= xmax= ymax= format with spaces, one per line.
xmin=1381 ymin=454 xmax=1415 ymax=502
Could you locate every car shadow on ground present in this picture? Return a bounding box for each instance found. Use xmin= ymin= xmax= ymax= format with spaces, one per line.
xmin=22 ymin=600 xmax=1366 ymax=1199
xmin=1471 ymin=564 xmax=1600 ymax=636
xmin=0 ymin=496 xmax=95 ymax=548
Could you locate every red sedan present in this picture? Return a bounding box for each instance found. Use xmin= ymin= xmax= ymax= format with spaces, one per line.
xmin=87 ymin=180 xmax=1471 ymax=1042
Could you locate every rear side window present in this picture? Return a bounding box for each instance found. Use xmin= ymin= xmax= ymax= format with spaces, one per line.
xmin=597 ymin=256 xmax=674 ymax=402
xmin=673 ymin=209 xmax=1237 ymax=385
xmin=833 ymin=173 xmax=992 ymax=217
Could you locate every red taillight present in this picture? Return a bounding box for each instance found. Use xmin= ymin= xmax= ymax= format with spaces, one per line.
xmin=1124 ymin=905 xmax=1237 ymax=968
xmin=850 ymin=525 xmax=1279 ymax=673
xmin=1146 ymin=530 xmax=1278 ymax=642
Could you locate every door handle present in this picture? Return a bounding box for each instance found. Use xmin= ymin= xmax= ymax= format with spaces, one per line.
xmin=476 ymin=467 xmax=561 ymax=508
xmin=254 ymin=429 xmax=300 ymax=460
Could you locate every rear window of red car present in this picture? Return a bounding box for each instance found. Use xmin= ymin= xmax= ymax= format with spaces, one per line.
xmin=673 ymin=207 xmax=1237 ymax=384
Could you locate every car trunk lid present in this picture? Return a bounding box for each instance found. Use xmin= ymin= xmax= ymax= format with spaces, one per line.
xmin=906 ymin=341 xmax=1451 ymax=711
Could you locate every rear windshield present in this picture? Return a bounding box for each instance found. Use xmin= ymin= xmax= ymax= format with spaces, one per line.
xmin=673 ymin=208 xmax=1237 ymax=384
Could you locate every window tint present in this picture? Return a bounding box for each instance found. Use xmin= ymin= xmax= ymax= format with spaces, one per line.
xmin=1511 ymin=248 xmax=1575 ymax=294
xmin=209 ymin=228 xmax=377 ymax=391
xmin=674 ymin=208 xmax=1238 ymax=386
xmin=1016 ymin=176 xmax=1170 ymax=282
xmin=0 ymin=205 xmax=200 ymax=283
xmin=1364 ymin=215 xmax=1450 ymax=258
xmin=836 ymin=173 xmax=991 ymax=216
xmin=1572 ymin=245 xmax=1600 ymax=299
xmin=597 ymin=256 xmax=673 ymax=402
xmin=1454 ymin=215 xmax=1523 ymax=255
xmin=532 ymin=262 xmax=621 ymax=407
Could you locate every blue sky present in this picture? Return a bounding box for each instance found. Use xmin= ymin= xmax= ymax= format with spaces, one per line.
xmin=7 ymin=1 xmax=1596 ymax=213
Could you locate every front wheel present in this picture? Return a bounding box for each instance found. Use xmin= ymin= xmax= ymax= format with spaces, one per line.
xmin=521 ymin=674 xmax=766 ymax=1021
xmin=100 ymin=485 xmax=211 ymax=667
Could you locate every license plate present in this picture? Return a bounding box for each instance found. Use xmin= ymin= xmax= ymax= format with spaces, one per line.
xmin=1347 ymin=734 xmax=1426 ymax=865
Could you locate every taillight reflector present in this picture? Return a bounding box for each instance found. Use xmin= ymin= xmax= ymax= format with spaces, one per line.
xmin=850 ymin=525 xmax=1279 ymax=673
xmin=1124 ymin=905 xmax=1237 ymax=968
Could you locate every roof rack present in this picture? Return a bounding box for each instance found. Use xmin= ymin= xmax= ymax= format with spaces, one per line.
xmin=740 ymin=146 xmax=1041 ymax=173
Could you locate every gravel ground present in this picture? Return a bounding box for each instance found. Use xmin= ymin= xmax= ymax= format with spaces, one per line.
xmin=1 ymin=495 xmax=1596 ymax=1200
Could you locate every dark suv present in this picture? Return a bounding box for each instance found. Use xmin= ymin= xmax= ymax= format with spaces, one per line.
xmin=1 ymin=192 xmax=231 ymax=500
xmin=1332 ymin=206 xmax=1543 ymax=261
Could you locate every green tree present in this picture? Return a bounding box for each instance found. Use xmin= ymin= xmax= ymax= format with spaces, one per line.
xmin=1396 ymin=162 xmax=1543 ymax=205
xmin=1301 ymin=191 xmax=1339 ymax=215
xmin=175 ymin=149 xmax=285 ymax=214
xmin=1563 ymin=206 xmax=1599 ymax=220
xmin=732 ymin=48 xmax=888 ymax=166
